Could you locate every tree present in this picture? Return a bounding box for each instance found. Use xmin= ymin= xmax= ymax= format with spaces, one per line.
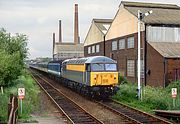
xmin=0 ymin=28 xmax=28 ymax=90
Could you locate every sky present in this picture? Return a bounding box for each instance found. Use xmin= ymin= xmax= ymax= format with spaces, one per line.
xmin=0 ymin=0 xmax=180 ymax=59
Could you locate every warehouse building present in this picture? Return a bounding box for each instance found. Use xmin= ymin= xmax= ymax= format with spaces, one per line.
xmin=53 ymin=4 xmax=84 ymax=60
xmin=84 ymin=1 xmax=180 ymax=87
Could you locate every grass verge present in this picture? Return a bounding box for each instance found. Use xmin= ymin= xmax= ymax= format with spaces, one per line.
xmin=0 ymin=70 xmax=40 ymax=123
xmin=113 ymin=80 xmax=180 ymax=114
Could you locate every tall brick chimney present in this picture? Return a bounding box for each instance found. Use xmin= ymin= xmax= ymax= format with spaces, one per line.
xmin=74 ymin=4 xmax=79 ymax=44
xmin=59 ymin=20 xmax=62 ymax=43
xmin=52 ymin=33 xmax=55 ymax=58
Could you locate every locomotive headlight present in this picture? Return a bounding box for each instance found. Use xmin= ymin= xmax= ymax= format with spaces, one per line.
xmin=114 ymin=74 xmax=116 ymax=80
xmin=94 ymin=75 xmax=97 ymax=80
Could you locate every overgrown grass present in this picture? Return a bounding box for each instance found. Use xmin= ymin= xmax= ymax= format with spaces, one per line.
xmin=0 ymin=70 xmax=40 ymax=123
xmin=113 ymin=80 xmax=180 ymax=114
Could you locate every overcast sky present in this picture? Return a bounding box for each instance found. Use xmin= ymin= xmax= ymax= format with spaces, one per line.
xmin=0 ymin=0 xmax=180 ymax=59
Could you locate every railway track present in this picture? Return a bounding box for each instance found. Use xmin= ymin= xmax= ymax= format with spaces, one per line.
xmin=30 ymin=70 xmax=103 ymax=124
xmin=30 ymin=68 xmax=174 ymax=124
xmin=96 ymin=99 xmax=174 ymax=124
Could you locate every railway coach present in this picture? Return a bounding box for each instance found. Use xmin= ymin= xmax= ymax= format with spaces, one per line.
xmin=61 ymin=56 xmax=119 ymax=97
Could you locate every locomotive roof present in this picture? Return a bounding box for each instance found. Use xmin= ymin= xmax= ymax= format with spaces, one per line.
xmin=64 ymin=56 xmax=116 ymax=64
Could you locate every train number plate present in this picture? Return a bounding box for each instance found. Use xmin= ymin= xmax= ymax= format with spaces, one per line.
xmin=103 ymin=79 xmax=108 ymax=83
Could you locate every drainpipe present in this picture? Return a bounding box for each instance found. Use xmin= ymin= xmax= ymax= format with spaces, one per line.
xmin=144 ymin=24 xmax=147 ymax=86
xmin=163 ymin=58 xmax=167 ymax=88
xmin=103 ymin=35 xmax=106 ymax=56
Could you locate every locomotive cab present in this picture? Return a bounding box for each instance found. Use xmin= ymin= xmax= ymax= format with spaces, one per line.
xmin=85 ymin=63 xmax=118 ymax=87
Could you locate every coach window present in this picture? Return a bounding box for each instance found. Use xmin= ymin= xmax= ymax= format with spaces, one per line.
xmin=112 ymin=41 xmax=117 ymax=51
xmin=127 ymin=37 xmax=134 ymax=48
xmin=92 ymin=64 xmax=104 ymax=71
xmin=105 ymin=64 xmax=117 ymax=71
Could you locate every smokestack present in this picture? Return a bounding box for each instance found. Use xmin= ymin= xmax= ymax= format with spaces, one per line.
xmin=74 ymin=4 xmax=79 ymax=44
xmin=59 ymin=20 xmax=62 ymax=43
xmin=52 ymin=33 xmax=55 ymax=58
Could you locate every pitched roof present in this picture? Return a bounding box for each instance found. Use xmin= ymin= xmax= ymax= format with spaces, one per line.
xmin=122 ymin=1 xmax=180 ymax=25
xmin=55 ymin=43 xmax=84 ymax=52
xmin=84 ymin=19 xmax=112 ymax=46
xmin=93 ymin=19 xmax=113 ymax=34
xmin=149 ymin=42 xmax=180 ymax=58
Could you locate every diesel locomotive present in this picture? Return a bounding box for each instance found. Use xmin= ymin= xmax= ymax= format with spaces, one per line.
xmin=30 ymin=56 xmax=119 ymax=97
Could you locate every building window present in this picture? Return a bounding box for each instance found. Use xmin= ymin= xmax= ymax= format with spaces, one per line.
xmin=96 ymin=44 xmax=100 ymax=53
xmin=88 ymin=47 xmax=91 ymax=54
xmin=127 ymin=60 xmax=135 ymax=77
xmin=92 ymin=45 xmax=95 ymax=53
xmin=136 ymin=60 xmax=144 ymax=78
xmin=112 ymin=41 xmax=117 ymax=51
xmin=119 ymin=39 xmax=125 ymax=49
xmin=127 ymin=37 xmax=134 ymax=48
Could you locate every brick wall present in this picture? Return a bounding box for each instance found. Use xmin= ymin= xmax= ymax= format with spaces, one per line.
xmin=167 ymin=58 xmax=180 ymax=85
xmin=146 ymin=43 xmax=165 ymax=87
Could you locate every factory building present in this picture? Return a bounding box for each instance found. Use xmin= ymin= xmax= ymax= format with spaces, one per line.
xmin=84 ymin=1 xmax=180 ymax=87
xmin=53 ymin=4 xmax=84 ymax=60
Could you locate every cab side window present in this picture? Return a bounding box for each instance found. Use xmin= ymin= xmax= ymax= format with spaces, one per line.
xmin=86 ymin=64 xmax=91 ymax=72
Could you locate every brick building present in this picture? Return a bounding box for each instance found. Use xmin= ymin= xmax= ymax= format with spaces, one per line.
xmin=84 ymin=1 xmax=180 ymax=87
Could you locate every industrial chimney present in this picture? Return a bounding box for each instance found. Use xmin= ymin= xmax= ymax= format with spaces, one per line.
xmin=59 ymin=20 xmax=62 ymax=43
xmin=74 ymin=4 xmax=79 ymax=44
xmin=52 ymin=33 xmax=55 ymax=59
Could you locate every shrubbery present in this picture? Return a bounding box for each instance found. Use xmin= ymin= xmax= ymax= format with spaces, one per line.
xmin=0 ymin=28 xmax=28 ymax=87
xmin=113 ymin=80 xmax=180 ymax=113
xmin=0 ymin=71 xmax=40 ymax=122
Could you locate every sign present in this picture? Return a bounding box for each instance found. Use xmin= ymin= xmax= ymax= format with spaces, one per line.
xmin=172 ymin=88 xmax=177 ymax=98
xmin=18 ymin=88 xmax=25 ymax=99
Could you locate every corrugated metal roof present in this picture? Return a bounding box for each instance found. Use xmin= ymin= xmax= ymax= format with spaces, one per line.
xmin=55 ymin=43 xmax=84 ymax=52
xmin=121 ymin=1 xmax=179 ymax=9
xmin=122 ymin=1 xmax=180 ymax=25
xmin=149 ymin=42 xmax=180 ymax=58
xmin=93 ymin=19 xmax=113 ymax=35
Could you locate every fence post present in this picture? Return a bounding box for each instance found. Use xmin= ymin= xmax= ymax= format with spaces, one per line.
xmin=7 ymin=94 xmax=18 ymax=124
xmin=13 ymin=96 xmax=18 ymax=124
xmin=8 ymin=94 xmax=13 ymax=121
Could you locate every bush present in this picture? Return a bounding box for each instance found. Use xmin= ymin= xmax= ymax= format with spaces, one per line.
xmin=113 ymin=81 xmax=180 ymax=113
xmin=118 ymin=74 xmax=128 ymax=85
xmin=0 ymin=72 xmax=40 ymax=122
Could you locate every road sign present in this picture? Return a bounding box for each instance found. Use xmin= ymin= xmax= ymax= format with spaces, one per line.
xmin=18 ymin=88 xmax=25 ymax=99
xmin=172 ymin=88 xmax=177 ymax=98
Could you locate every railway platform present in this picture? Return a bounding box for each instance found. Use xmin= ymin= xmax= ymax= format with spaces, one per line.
xmin=154 ymin=110 xmax=180 ymax=122
xmin=17 ymin=89 xmax=66 ymax=124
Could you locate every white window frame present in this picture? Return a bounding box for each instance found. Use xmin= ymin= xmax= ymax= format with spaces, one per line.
xmin=127 ymin=60 xmax=135 ymax=77
xmin=127 ymin=37 xmax=134 ymax=48
xmin=88 ymin=46 xmax=91 ymax=54
xmin=92 ymin=45 xmax=95 ymax=53
xmin=119 ymin=39 xmax=125 ymax=49
xmin=96 ymin=44 xmax=100 ymax=53
xmin=112 ymin=41 xmax=117 ymax=51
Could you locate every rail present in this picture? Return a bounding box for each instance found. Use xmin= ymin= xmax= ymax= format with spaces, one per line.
xmin=30 ymin=69 xmax=103 ymax=124
xmin=96 ymin=99 xmax=173 ymax=124
xmin=7 ymin=94 xmax=18 ymax=124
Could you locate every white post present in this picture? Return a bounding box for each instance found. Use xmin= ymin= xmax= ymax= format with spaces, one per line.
xmin=21 ymin=99 xmax=23 ymax=114
xmin=1 ymin=86 xmax=3 ymax=94
xmin=138 ymin=10 xmax=141 ymax=100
